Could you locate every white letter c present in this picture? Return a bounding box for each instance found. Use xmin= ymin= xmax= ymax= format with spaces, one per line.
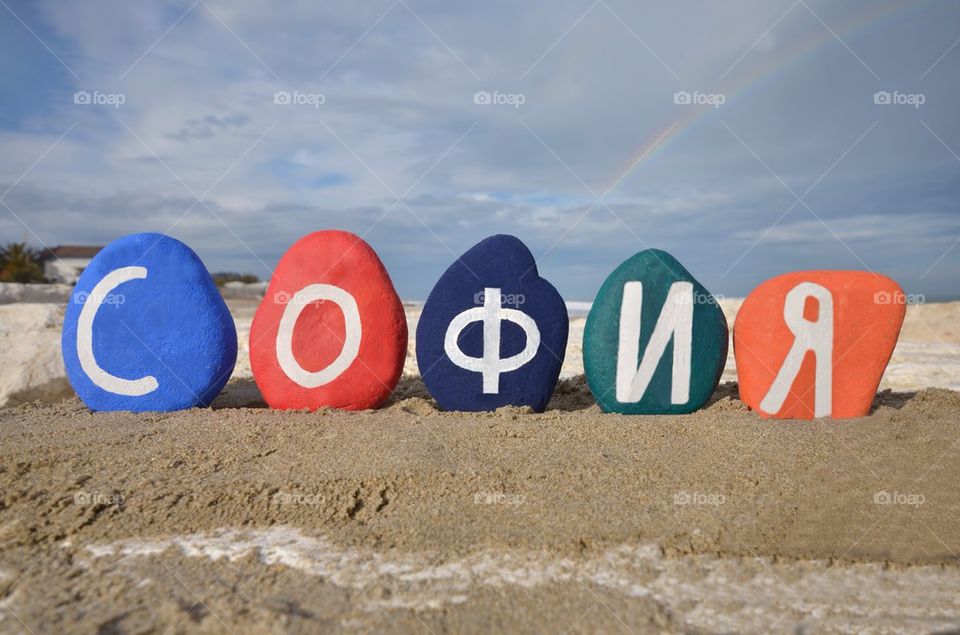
xmin=77 ymin=266 xmax=159 ymax=396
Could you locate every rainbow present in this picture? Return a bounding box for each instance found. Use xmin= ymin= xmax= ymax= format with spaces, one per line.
xmin=602 ymin=0 xmax=924 ymax=193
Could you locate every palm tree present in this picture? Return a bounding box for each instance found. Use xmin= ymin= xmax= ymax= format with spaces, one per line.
xmin=0 ymin=242 xmax=45 ymax=283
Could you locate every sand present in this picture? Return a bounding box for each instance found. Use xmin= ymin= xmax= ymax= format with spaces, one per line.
xmin=2 ymin=376 xmax=960 ymax=633
xmin=2 ymin=290 xmax=960 ymax=632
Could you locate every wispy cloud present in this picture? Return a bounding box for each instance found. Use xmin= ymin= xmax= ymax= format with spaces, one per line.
xmin=0 ymin=0 xmax=958 ymax=299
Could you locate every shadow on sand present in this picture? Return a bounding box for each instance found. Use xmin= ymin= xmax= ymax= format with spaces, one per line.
xmin=210 ymin=375 xmax=922 ymax=416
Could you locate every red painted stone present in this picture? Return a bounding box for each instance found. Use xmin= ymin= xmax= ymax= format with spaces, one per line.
xmin=734 ymin=271 xmax=905 ymax=419
xmin=250 ymin=231 xmax=407 ymax=410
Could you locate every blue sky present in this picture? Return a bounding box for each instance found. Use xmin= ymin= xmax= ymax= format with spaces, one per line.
xmin=1 ymin=0 xmax=958 ymax=300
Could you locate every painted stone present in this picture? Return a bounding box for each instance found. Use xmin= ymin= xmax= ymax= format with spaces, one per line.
xmin=583 ymin=249 xmax=728 ymax=414
xmin=250 ymin=231 xmax=406 ymax=411
xmin=416 ymin=235 xmax=568 ymax=412
xmin=734 ymin=271 xmax=905 ymax=419
xmin=61 ymin=233 xmax=237 ymax=412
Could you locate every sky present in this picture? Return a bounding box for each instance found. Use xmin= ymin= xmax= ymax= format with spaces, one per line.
xmin=1 ymin=0 xmax=958 ymax=300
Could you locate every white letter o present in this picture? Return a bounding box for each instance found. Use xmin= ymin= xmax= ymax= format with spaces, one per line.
xmin=275 ymin=284 xmax=362 ymax=388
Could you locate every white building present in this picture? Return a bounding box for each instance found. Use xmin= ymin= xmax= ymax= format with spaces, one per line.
xmin=39 ymin=246 xmax=103 ymax=284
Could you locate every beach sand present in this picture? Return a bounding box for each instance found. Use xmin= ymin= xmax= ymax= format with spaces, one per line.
xmin=2 ymin=295 xmax=960 ymax=632
xmin=2 ymin=375 xmax=960 ymax=633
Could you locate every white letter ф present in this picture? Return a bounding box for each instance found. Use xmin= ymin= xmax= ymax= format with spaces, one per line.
xmin=276 ymin=283 xmax=362 ymax=388
xmin=616 ymin=281 xmax=693 ymax=404
xmin=77 ymin=266 xmax=159 ymax=396
xmin=759 ymin=282 xmax=833 ymax=418
xmin=444 ymin=287 xmax=541 ymax=394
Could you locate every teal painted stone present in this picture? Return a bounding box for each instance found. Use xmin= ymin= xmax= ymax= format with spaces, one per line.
xmin=583 ymin=249 xmax=728 ymax=414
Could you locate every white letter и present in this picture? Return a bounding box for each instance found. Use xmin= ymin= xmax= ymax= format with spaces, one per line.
xmin=616 ymin=281 xmax=693 ymax=404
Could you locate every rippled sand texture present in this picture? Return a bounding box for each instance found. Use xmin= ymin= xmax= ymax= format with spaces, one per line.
xmin=2 ymin=384 xmax=960 ymax=632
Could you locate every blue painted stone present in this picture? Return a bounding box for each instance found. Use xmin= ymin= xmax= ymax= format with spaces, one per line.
xmin=416 ymin=235 xmax=568 ymax=412
xmin=61 ymin=233 xmax=237 ymax=412
xmin=583 ymin=249 xmax=728 ymax=414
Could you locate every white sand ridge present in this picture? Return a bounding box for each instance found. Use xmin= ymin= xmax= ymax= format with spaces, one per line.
xmin=83 ymin=526 xmax=960 ymax=633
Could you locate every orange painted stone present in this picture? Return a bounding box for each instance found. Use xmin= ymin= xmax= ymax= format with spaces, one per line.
xmin=734 ymin=271 xmax=905 ymax=419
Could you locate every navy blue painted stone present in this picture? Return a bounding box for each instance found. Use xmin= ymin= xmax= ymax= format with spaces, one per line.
xmin=583 ymin=249 xmax=728 ymax=414
xmin=61 ymin=233 xmax=237 ymax=412
xmin=416 ymin=235 xmax=568 ymax=412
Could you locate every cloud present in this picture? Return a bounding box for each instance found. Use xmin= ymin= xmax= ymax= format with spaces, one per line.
xmin=734 ymin=213 xmax=960 ymax=244
xmin=165 ymin=113 xmax=249 ymax=141
xmin=0 ymin=0 xmax=957 ymax=299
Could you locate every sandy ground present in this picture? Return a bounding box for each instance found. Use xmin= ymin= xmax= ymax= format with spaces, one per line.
xmin=2 ymin=377 xmax=960 ymax=633
xmin=2 ymin=293 xmax=960 ymax=632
